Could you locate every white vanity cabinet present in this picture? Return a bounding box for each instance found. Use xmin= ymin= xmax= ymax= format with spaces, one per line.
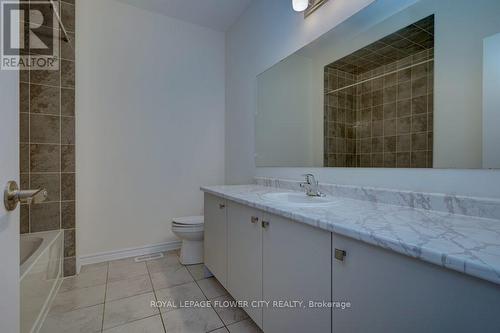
xmin=205 ymin=195 xmax=332 ymax=332
xmin=332 ymin=233 xmax=500 ymax=333
xmin=204 ymin=193 xmax=228 ymax=286
xmin=262 ymin=212 xmax=331 ymax=333
xmin=227 ymin=201 xmax=264 ymax=326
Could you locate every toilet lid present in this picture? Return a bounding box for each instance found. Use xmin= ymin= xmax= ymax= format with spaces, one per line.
xmin=172 ymin=216 xmax=204 ymax=226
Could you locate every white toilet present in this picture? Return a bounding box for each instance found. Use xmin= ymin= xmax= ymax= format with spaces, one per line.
xmin=171 ymin=216 xmax=204 ymax=265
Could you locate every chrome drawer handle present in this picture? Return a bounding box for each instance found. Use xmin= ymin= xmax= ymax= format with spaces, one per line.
xmin=219 ymin=203 xmax=226 ymax=209
xmin=334 ymin=249 xmax=347 ymax=262
xmin=251 ymin=216 xmax=259 ymax=224
xmin=262 ymin=221 xmax=270 ymax=229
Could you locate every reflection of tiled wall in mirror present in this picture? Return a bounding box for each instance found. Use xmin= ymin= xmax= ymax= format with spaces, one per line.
xmin=324 ymin=15 xmax=434 ymax=168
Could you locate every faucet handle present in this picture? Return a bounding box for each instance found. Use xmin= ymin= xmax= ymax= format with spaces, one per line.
xmin=301 ymin=174 xmax=316 ymax=184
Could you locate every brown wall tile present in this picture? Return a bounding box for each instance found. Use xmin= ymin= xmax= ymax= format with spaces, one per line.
xmin=61 ymin=173 xmax=75 ymax=200
xmin=30 ymin=203 xmax=60 ymax=232
xmin=384 ymin=119 xmax=397 ymax=136
xmin=20 ymin=205 xmax=30 ymax=234
xmin=20 ymin=83 xmax=29 ymax=113
xmin=412 ymin=114 xmax=428 ymax=132
xmin=64 ymin=229 xmax=76 ymax=257
xmin=62 ymin=201 xmax=75 ymax=229
xmin=20 ymin=113 xmax=29 ymax=143
xmin=61 ymin=2 xmax=75 ymax=32
xmin=397 ymin=152 xmax=411 ymax=168
xmin=20 ymin=144 xmax=29 ymax=173
xmin=61 ymin=145 xmax=75 ymax=172
xmin=30 ymin=68 xmax=60 ymax=86
xmin=412 ymin=133 xmax=428 ymax=151
xmin=61 ymin=33 xmax=75 ymax=60
xmin=61 ymin=117 xmax=75 ymax=144
xmin=61 ymin=60 xmax=75 ymax=87
xmin=30 ymin=144 xmax=60 ymax=172
xmin=64 ymin=257 xmax=76 ymax=277
xmin=397 ymin=99 xmax=411 ymax=117
xmin=61 ymin=88 xmax=75 ymax=116
xmin=30 ymin=173 xmax=61 ymax=202
xmin=30 ymin=84 xmax=60 ymax=115
xmin=30 ymin=114 xmax=60 ymax=143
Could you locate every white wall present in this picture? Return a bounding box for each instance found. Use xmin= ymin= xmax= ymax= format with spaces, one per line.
xmin=76 ymin=0 xmax=225 ymax=257
xmin=483 ymin=32 xmax=500 ymax=169
xmin=226 ymin=0 xmax=500 ymax=198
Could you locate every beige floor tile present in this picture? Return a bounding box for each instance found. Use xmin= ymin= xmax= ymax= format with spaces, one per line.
xmin=80 ymin=262 xmax=108 ymax=275
xmin=162 ymin=307 xmax=224 ymax=333
xmin=210 ymin=328 xmax=229 ymax=333
xmin=146 ymin=253 xmax=182 ymax=274
xmin=40 ymin=304 xmax=103 ymax=333
xmin=197 ymin=277 xmax=228 ymax=299
xmin=106 ymin=274 xmax=153 ymax=302
xmin=150 ymin=266 xmax=193 ymax=290
xmin=227 ymin=319 xmax=263 ymax=333
xmin=59 ymin=268 xmax=107 ymax=292
xmin=212 ymin=295 xmax=248 ymax=326
xmin=49 ymin=284 xmax=105 ymax=315
xmin=103 ymin=292 xmax=158 ymax=330
xmin=155 ymin=281 xmax=206 ymax=313
xmin=103 ymin=315 xmax=164 ymax=333
xmin=186 ymin=264 xmax=208 ymax=281
xmin=108 ymin=258 xmax=148 ymax=282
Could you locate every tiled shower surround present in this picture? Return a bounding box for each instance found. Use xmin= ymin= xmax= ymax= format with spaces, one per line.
xmin=20 ymin=0 xmax=76 ymax=276
xmin=324 ymin=16 xmax=434 ymax=168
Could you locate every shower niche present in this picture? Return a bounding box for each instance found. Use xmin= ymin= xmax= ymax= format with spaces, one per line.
xmin=323 ymin=15 xmax=434 ymax=168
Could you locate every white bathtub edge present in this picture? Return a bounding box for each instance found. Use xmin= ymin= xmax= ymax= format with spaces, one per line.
xmin=31 ymin=273 xmax=63 ymax=333
xmin=20 ymin=230 xmax=63 ymax=281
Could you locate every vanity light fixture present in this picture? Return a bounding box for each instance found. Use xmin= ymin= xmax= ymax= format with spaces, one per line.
xmin=292 ymin=0 xmax=309 ymax=12
xmin=293 ymin=0 xmax=330 ymax=17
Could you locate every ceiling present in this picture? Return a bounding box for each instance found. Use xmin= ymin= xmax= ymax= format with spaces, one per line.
xmin=115 ymin=0 xmax=253 ymax=32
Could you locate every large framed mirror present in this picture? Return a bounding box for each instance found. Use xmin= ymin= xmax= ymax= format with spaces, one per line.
xmin=255 ymin=0 xmax=500 ymax=169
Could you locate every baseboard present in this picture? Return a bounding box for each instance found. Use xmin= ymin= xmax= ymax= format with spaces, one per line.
xmin=78 ymin=240 xmax=181 ymax=271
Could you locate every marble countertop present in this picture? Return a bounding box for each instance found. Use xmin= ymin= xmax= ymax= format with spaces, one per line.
xmin=201 ymin=185 xmax=500 ymax=286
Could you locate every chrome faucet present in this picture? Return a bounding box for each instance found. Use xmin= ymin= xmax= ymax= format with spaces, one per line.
xmin=300 ymin=174 xmax=323 ymax=197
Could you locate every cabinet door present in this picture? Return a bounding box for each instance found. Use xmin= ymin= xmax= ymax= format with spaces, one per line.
xmin=332 ymin=233 xmax=500 ymax=333
xmin=204 ymin=193 xmax=227 ymax=286
xmin=227 ymin=201 xmax=263 ymax=327
xmin=262 ymin=213 xmax=332 ymax=333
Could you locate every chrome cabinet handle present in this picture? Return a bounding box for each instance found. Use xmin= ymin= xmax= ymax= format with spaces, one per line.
xmin=219 ymin=203 xmax=226 ymax=209
xmin=251 ymin=216 xmax=259 ymax=224
xmin=334 ymin=249 xmax=347 ymax=262
xmin=4 ymin=181 xmax=48 ymax=211
xmin=262 ymin=221 xmax=270 ymax=229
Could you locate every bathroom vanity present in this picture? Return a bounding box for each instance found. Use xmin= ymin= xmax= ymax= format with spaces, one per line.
xmin=202 ymin=183 xmax=500 ymax=333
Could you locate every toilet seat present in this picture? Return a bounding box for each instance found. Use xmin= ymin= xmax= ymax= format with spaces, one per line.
xmin=172 ymin=216 xmax=204 ymax=226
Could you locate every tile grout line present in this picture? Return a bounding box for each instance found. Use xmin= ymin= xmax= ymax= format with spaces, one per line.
xmin=185 ymin=265 xmax=239 ymax=332
xmin=145 ymin=257 xmax=168 ymax=333
xmin=100 ymin=261 xmax=110 ymax=333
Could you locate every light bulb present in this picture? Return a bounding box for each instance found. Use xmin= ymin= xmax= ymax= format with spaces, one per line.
xmin=292 ymin=0 xmax=309 ymax=12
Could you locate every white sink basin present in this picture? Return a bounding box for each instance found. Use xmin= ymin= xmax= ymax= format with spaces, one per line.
xmin=261 ymin=192 xmax=338 ymax=207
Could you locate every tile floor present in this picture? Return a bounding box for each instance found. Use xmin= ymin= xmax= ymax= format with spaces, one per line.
xmin=40 ymin=250 xmax=263 ymax=333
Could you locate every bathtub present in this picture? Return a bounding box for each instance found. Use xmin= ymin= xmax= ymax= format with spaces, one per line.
xmin=20 ymin=231 xmax=63 ymax=333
